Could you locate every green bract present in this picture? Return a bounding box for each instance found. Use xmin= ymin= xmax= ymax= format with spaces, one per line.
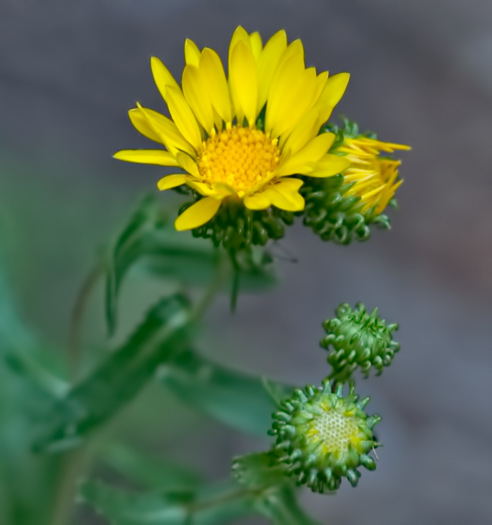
xmin=300 ymin=174 xmax=391 ymax=245
xmin=185 ymin=195 xmax=294 ymax=250
xmin=269 ymin=381 xmax=380 ymax=493
xmin=321 ymin=303 xmax=400 ymax=381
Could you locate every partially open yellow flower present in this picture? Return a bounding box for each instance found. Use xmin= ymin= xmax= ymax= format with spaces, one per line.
xmin=115 ymin=27 xmax=351 ymax=231
xmin=336 ymin=137 xmax=411 ymax=215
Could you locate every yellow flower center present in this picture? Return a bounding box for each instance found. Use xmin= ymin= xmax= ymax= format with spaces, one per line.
xmin=306 ymin=404 xmax=363 ymax=456
xmin=198 ymin=126 xmax=280 ymax=197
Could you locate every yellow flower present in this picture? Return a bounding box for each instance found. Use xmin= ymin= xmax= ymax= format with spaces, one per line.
xmin=336 ymin=137 xmax=411 ymax=215
xmin=114 ymin=27 xmax=351 ymax=231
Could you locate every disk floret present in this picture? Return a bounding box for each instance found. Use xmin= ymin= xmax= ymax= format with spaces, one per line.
xmin=321 ymin=303 xmax=400 ymax=381
xmin=269 ymin=381 xmax=380 ymax=493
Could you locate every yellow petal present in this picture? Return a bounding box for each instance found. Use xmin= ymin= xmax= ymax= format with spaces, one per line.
xmin=187 ymin=180 xmax=214 ymax=196
xmin=164 ymin=85 xmax=203 ymax=151
xmin=280 ymin=107 xmax=320 ymax=155
xmin=184 ymin=38 xmax=200 ymax=66
xmin=176 ymin=152 xmax=201 ymax=178
xmin=228 ymin=27 xmax=253 ymax=124
xmin=186 ymin=180 xmax=234 ymax=198
xmin=200 ymin=48 xmax=232 ymax=124
xmin=128 ymin=108 xmax=161 ymax=143
xmin=150 ymin=57 xmax=180 ymax=101
xmin=315 ymin=72 xmax=350 ymax=126
xmin=133 ymin=105 xmax=195 ymax=156
xmin=276 ymin=133 xmax=335 ymax=176
xmin=175 ymin=196 xmax=222 ymax=231
xmin=311 ymin=154 xmax=351 ymax=177
xmin=313 ymin=71 xmax=328 ymax=103
xmin=249 ymin=31 xmax=263 ymax=60
xmin=265 ymin=178 xmax=305 ymax=211
xmin=257 ymin=29 xmax=287 ymax=112
xmin=113 ymin=149 xmax=179 ymax=166
xmin=182 ymin=64 xmax=215 ymax=134
xmin=265 ymin=54 xmax=318 ymax=138
xmin=229 ymin=40 xmax=258 ymax=125
xmin=228 ymin=26 xmax=251 ymax=67
xmin=244 ymin=192 xmax=271 ymax=210
xmin=277 ymin=39 xmax=305 ymax=71
xmin=157 ymin=174 xmax=189 ymax=191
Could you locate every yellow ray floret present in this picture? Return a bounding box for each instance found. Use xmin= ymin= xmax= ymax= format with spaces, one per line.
xmin=337 ymin=137 xmax=411 ymax=215
xmin=114 ymin=26 xmax=351 ymax=231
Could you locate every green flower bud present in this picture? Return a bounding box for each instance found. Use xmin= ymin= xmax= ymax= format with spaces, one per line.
xmin=269 ymin=381 xmax=380 ymax=493
xmin=299 ymin=118 xmax=410 ymax=245
xmin=300 ymin=174 xmax=391 ymax=245
xmin=321 ymin=303 xmax=400 ymax=381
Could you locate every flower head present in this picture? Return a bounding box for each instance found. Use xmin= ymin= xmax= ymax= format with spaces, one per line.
xmin=336 ymin=136 xmax=410 ymax=215
xmin=301 ymin=119 xmax=410 ymax=244
xmin=114 ymin=27 xmax=350 ymax=231
xmin=270 ymin=381 xmax=380 ymax=493
xmin=321 ymin=303 xmax=400 ymax=381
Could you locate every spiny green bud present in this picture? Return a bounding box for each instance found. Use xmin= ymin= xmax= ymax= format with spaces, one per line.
xmin=183 ymin=196 xmax=294 ymax=251
xmin=299 ymin=118 xmax=410 ymax=245
xmin=300 ymin=174 xmax=391 ymax=245
xmin=269 ymin=381 xmax=381 ymax=493
xmin=321 ymin=303 xmax=400 ymax=382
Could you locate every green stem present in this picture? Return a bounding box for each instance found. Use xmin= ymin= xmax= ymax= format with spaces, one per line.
xmin=188 ymin=486 xmax=252 ymax=513
xmin=68 ymin=261 xmax=104 ymax=381
xmin=191 ymin=249 xmax=228 ymax=321
xmin=229 ymin=249 xmax=240 ymax=312
xmin=53 ymin=261 xmax=104 ymax=525
xmin=51 ymin=448 xmax=87 ymax=525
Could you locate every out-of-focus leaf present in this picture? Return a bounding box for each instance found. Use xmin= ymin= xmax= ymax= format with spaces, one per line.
xmin=105 ymin=195 xmax=276 ymax=335
xmin=103 ymin=443 xmax=203 ymax=491
xmin=79 ymin=478 xmax=258 ymax=525
xmin=0 ymin=262 xmax=65 ymax=525
xmin=255 ymin=487 xmax=319 ymax=525
xmin=232 ymin=452 xmax=288 ymax=490
xmin=79 ymin=479 xmax=187 ymax=525
xmin=33 ymin=294 xmax=192 ymax=453
xmin=159 ymin=349 xmax=291 ymax=438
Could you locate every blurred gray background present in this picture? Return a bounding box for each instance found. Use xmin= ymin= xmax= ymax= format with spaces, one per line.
xmin=1 ymin=0 xmax=492 ymax=524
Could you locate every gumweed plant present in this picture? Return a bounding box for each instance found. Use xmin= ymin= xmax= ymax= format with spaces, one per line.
xmin=0 ymin=27 xmax=410 ymax=524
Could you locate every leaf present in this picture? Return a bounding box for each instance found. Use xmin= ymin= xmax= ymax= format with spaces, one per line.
xmin=255 ymin=487 xmax=319 ymax=525
xmin=106 ymin=195 xmax=276 ymax=335
xmin=159 ymin=349 xmax=292 ymax=437
xmin=0 ymin=261 xmax=65 ymax=525
xmin=103 ymin=443 xmax=203 ymax=491
xmin=232 ymin=452 xmax=288 ymax=490
xmin=79 ymin=479 xmax=187 ymax=525
xmin=32 ymin=294 xmax=192 ymax=453
xmin=79 ymin=478 xmax=258 ymax=525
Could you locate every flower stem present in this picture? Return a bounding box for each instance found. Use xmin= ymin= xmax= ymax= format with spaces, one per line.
xmin=192 ymin=248 xmax=228 ymax=321
xmin=68 ymin=261 xmax=104 ymax=381
xmin=229 ymin=249 xmax=240 ymax=312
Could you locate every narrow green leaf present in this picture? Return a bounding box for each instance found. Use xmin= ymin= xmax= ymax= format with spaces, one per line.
xmin=232 ymin=452 xmax=288 ymax=490
xmin=79 ymin=479 xmax=187 ymax=525
xmin=106 ymin=195 xmax=164 ymax=335
xmin=0 ymin=263 xmax=65 ymax=525
xmin=105 ymin=195 xmax=277 ymax=335
xmin=33 ymin=294 xmax=192 ymax=453
xmin=255 ymin=487 xmax=319 ymax=525
xmin=159 ymin=349 xmax=291 ymax=437
xmin=79 ymin=478 xmax=257 ymax=525
xmin=103 ymin=443 xmax=203 ymax=491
